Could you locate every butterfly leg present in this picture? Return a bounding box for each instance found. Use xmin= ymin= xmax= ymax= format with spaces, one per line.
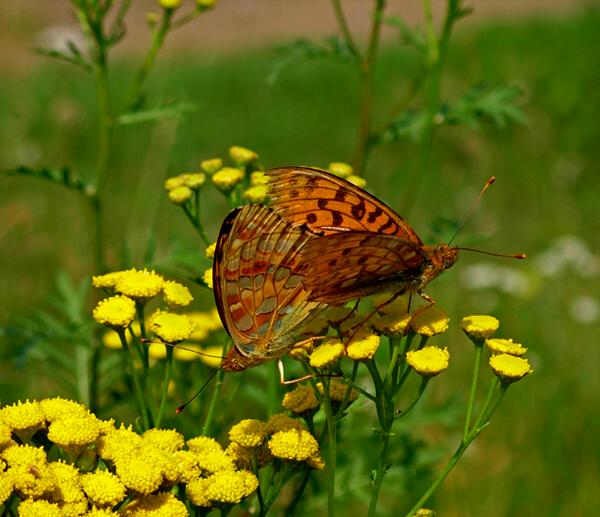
xmin=277 ymin=359 xmax=342 ymax=385
xmin=402 ymin=291 xmax=437 ymax=334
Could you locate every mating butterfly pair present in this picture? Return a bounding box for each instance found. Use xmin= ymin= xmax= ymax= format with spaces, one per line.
xmin=213 ymin=167 xmax=460 ymax=372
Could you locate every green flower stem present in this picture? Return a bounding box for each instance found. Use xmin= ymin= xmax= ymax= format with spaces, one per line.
xmin=405 ymin=380 xmax=508 ymax=517
xmin=321 ymin=377 xmax=338 ymax=517
xmin=259 ymin=466 xmax=294 ymax=517
xmin=393 ymin=333 xmax=417 ymax=394
xmin=330 ymin=0 xmax=361 ymax=59
xmin=285 ymin=469 xmax=313 ymax=516
xmin=89 ymin=341 xmax=101 ymax=413
xmin=396 ymin=377 xmax=429 ymax=420
xmin=136 ymin=305 xmax=148 ymax=366
xmin=463 ymin=340 xmax=484 ymax=441
xmin=337 ymin=361 xmax=360 ymax=417
xmin=384 ymin=336 xmax=401 ymax=389
xmin=367 ymin=427 xmax=392 ymax=517
xmin=201 ymin=367 xmax=225 ymax=436
xmin=125 ymin=9 xmax=174 ymax=109
xmin=117 ymin=329 xmax=150 ymax=429
xmin=182 ymin=203 xmax=211 ymax=246
xmin=156 ymin=345 xmax=174 ymax=427
xmin=75 ymin=341 xmax=91 ymax=407
xmin=422 ymin=0 xmax=439 ymax=65
xmin=401 ymin=0 xmax=464 ymax=215
xmin=353 ymin=0 xmax=387 ymax=176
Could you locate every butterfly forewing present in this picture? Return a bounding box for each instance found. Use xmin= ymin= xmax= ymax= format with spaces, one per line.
xmin=266 ymin=166 xmax=423 ymax=244
xmin=295 ymin=232 xmax=427 ymax=304
xmin=213 ymin=205 xmax=324 ymax=363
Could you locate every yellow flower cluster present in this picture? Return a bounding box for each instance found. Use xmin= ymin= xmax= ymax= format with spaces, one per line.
xmin=149 ymin=310 xmax=195 ymax=343
xmin=282 ymin=380 xmax=358 ymax=415
xmin=164 ymin=171 xmax=206 ymax=205
xmin=461 ymin=315 xmax=500 ymax=340
xmin=406 ymin=346 xmax=450 ymax=377
xmin=0 ymin=398 xmax=262 ymax=514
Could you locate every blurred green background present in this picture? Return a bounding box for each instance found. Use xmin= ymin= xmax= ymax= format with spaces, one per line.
xmin=1 ymin=2 xmax=599 ymax=516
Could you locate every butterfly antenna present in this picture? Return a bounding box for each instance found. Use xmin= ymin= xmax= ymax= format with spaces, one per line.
xmin=448 ymin=176 xmax=496 ymax=245
xmin=140 ymin=338 xmax=226 ymax=361
xmin=457 ymin=247 xmax=526 ymax=259
xmin=176 ymin=365 xmax=223 ymax=414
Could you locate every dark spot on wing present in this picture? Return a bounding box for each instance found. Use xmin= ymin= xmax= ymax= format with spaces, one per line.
xmin=328 ymin=259 xmax=338 ymax=267
xmin=351 ymin=199 xmax=366 ymax=220
xmin=378 ymin=218 xmax=396 ymax=233
xmin=334 ymin=189 xmax=347 ymax=202
xmin=290 ymin=189 xmax=300 ymax=199
xmin=306 ymin=213 xmax=318 ymax=224
xmin=357 ymin=256 xmax=368 ymax=265
xmin=332 ymin=211 xmax=343 ymax=226
xmin=367 ymin=206 xmax=383 ymax=224
xmin=342 ymin=248 xmax=352 ymax=256
xmin=318 ymin=199 xmax=328 ymax=209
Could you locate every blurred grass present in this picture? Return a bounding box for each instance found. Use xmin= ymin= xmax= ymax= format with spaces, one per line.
xmin=1 ymin=9 xmax=599 ymax=516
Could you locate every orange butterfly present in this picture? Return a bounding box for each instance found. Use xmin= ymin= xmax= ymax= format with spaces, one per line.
xmin=266 ymin=166 xmax=460 ymax=306
xmin=213 ymin=204 xmax=326 ymax=372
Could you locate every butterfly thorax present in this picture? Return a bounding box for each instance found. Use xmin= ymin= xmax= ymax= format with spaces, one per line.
xmin=420 ymin=244 xmax=459 ymax=287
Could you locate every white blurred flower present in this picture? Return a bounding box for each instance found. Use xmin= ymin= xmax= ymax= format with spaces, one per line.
xmin=569 ymin=295 xmax=599 ymax=324
xmin=534 ymin=235 xmax=599 ymax=279
xmin=460 ymin=263 xmax=531 ymax=297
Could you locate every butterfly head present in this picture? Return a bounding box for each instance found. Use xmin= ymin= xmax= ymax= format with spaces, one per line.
xmin=222 ymin=345 xmax=264 ymax=372
xmin=423 ymin=244 xmax=459 ymax=282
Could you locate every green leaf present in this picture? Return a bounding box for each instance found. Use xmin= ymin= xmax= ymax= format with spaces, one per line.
xmin=381 ymin=15 xmax=427 ymax=54
xmin=268 ymin=36 xmax=358 ymax=84
xmin=34 ymin=44 xmax=92 ymax=72
xmin=116 ymin=102 xmax=198 ymax=125
xmin=378 ymin=109 xmax=430 ymax=144
xmin=444 ymin=83 xmax=527 ymax=129
xmin=5 ymin=165 xmax=94 ymax=195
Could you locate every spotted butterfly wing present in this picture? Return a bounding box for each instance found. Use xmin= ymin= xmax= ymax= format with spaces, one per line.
xmin=213 ymin=204 xmax=325 ymax=371
xmin=266 ymin=166 xmax=422 ymax=244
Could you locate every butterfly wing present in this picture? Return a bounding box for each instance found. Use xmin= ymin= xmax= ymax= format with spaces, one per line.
xmin=213 ymin=205 xmax=324 ymax=361
xmin=295 ymin=232 xmax=428 ymax=304
xmin=266 ymin=166 xmax=423 ymax=245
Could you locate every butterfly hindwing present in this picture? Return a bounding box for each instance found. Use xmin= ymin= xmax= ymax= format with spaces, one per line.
xmin=213 ymin=205 xmax=324 ymax=360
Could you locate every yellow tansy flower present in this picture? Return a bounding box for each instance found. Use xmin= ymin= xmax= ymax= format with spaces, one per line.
xmin=243 ymin=184 xmax=268 ymax=203
xmin=150 ymin=310 xmax=195 ymax=343
xmin=205 ymin=242 xmax=216 ymax=259
xmin=268 ymin=429 xmax=320 ymax=461
xmin=0 ymin=470 xmax=13 ymax=505
xmin=162 ymin=280 xmax=193 ymax=308
xmin=86 ymin=508 xmax=119 ymax=516
xmin=212 ymin=167 xmax=244 ymax=192
xmin=17 ymin=499 xmax=62 ymax=517
xmin=158 ymin=0 xmax=182 ymax=9
xmin=187 ymin=436 xmax=223 ymax=454
xmin=0 ymin=421 xmax=11 ymax=449
xmin=92 ymin=271 xmax=126 ymax=290
xmin=372 ymin=312 xmax=411 ymax=337
xmin=229 ymin=145 xmax=258 ymax=166
xmin=485 ymin=338 xmax=527 ymax=356
xmin=203 ymin=268 xmax=213 ymax=289
xmin=114 ymin=268 xmax=165 ymax=302
xmin=199 ymin=345 xmax=223 ymax=368
xmin=186 ymin=477 xmax=212 ymax=507
xmin=200 ymin=158 xmax=223 ymax=175
xmin=115 ymin=455 xmax=163 ymax=494
xmin=307 ymin=454 xmax=325 ymax=470
xmin=39 ymin=397 xmax=89 ymax=423
xmin=180 ymin=172 xmax=206 ymax=189
xmin=121 ymin=492 xmax=188 ymax=516
xmin=143 ymin=428 xmax=184 ymax=452
xmin=168 ymin=185 xmax=193 ymax=205
xmin=309 ymin=338 xmax=344 ymax=369
xmin=0 ymin=399 xmax=44 ymax=434
xmin=197 ymin=449 xmax=236 ymax=474
xmin=461 ymin=315 xmax=500 ymax=340
xmin=489 ymin=354 xmax=533 ymax=383
xmin=328 ymin=162 xmax=353 ymax=178
xmin=205 ymin=470 xmax=258 ymax=504
xmin=415 ymin=510 xmax=436 ymax=516
xmin=410 ymin=307 xmax=450 ymax=336
xmin=171 ymin=450 xmax=202 ymax=484
xmin=282 ymin=384 xmax=320 ymax=414
xmin=47 ymin=414 xmax=102 ymax=448
xmin=346 ymin=332 xmax=380 ymax=360
xmin=320 ymin=379 xmax=359 ymax=403
xmin=250 ymin=171 xmax=268 ymax=186
xmin=3 ymin=445 xmax=54 ymax=499
xmin=164 ymin=176 xmax=185 ymax=191
xmin=47 ymin=461 xmax=85 ymax=509
xmin=406 ymin=346 xmax=450 ymax=377
xmin=93 ymin=295 xmax=136 ymax=329
xmin=81 ymin=470 xmax=126 ymax=507
xmin=225 ymin=442 xmax=253 ymax=470
xmin=347 ymin=175 xmax=367 ymax=188
xmin=96 ymin=424 xmax=143 ymax=462
xmin=228 ymin=419 xmax=267 ymax=448
xmin=266 ymin=413 xmax=306 ymax=434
